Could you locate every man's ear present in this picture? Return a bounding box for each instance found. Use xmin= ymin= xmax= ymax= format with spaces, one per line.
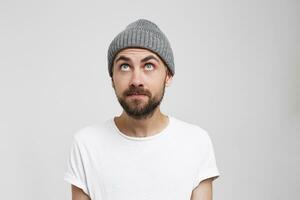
xmin=111 ymin=77 xmax=115 ymax=89
xmin=165 ymin=71 xmax=173 ymax=87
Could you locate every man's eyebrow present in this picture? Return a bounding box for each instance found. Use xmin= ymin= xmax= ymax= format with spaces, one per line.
xmin=114 ymin=55 xmax=160 ymax=64
xmin=114 ymin=56 xmax=131 ymax=63
xmin=141 ymin=55 xmax=160 ymax=63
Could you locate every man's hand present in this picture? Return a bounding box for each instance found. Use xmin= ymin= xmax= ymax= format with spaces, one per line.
xmin=71 ymin=185 xmax=91 ymax=200
xmin=190 ymin=178 xmax=214 ymax=200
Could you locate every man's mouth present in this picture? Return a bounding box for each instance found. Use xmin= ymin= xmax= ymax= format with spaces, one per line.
xmin=128 ymin=92 xmax=146 ymax=96
xmin=128 ymin=94 xmax=145 ymax=96
xmin=127 ymin=93 xmax=147 ymax=98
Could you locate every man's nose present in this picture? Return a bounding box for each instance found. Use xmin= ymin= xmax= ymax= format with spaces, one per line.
xmin=129 ymin=67 xmax=144 ymax=87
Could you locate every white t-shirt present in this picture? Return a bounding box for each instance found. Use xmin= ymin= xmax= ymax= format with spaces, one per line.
xmin=63 ymin=116 xmax=220 ymax=200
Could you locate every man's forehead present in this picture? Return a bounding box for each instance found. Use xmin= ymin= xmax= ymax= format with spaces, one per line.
xmin=115 ymin=48 xmax=161 ymax=61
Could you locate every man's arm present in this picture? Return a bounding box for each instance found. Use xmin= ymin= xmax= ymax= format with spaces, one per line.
xmin=190 ymin=178 xmax=214 ymax=200
xmin=71 ymin=185 xmax=91 ymax=200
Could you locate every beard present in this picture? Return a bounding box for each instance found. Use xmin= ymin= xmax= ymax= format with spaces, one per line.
xmin=115 ymin=84 xmax=166 ymax=120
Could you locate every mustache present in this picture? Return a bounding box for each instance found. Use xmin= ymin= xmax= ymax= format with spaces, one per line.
xmin=124 ymin=87 xmax=151 ymax=96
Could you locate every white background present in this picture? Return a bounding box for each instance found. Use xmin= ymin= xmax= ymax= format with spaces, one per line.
xmin=0 ymin=0 xmax=299 ymax=199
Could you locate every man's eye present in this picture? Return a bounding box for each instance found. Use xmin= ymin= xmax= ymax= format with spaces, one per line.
xmin=120 ymin=64 xmax=130 ymax=71
xmin=145 ymin=63 xmax=154 ymax=71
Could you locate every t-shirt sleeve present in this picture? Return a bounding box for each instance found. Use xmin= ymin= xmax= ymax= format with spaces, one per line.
xmin=193 ymin=132 xmax=220 ymax=188
xmin=63 ymin=136 xmax=90 ymax=196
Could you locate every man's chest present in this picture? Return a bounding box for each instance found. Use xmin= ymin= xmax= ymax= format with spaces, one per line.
xmin=86 ymin=142 xmax=199 ymax=200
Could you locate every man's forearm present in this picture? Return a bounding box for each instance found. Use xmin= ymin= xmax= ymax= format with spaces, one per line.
xmin=190 ymin=178 xmax=213 ymax=200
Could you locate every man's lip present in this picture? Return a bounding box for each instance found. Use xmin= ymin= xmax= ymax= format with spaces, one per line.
xmin=127 ymin=94 xmax=147 ymax=97
xmin=128 ymin=94 xmax=145 ymax=96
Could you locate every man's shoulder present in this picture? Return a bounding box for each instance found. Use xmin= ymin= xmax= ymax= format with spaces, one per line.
xmin=171 ymin=116 xmax=211 ymax=141
xmin=72 ymin=118 xmax=113 ymax=143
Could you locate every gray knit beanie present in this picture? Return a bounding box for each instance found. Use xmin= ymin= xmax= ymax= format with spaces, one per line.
xmin=107 ymin=19 xmax=175 ymax=77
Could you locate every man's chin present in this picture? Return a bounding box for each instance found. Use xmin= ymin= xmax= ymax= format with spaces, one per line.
xmin=125 ymin=98 xmax=148 ymax=106
xmin=123 ymin=102 xmax=152 ymax=116
xmin=126 ymin=104 xmax=147 ymax=112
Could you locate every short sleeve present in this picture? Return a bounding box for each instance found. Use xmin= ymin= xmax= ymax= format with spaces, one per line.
xmin=193 ymin=132 xmax=220 ymax=188
xmin=63 ymin=136 xmax=90 ymax=196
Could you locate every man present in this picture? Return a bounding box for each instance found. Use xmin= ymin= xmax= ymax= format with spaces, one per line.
xmin=64 ymin=19 xmax=220 ymax=200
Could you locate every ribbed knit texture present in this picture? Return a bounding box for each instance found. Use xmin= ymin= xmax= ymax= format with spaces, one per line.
xmin=107 ymin=19 xmax=175 ymax=77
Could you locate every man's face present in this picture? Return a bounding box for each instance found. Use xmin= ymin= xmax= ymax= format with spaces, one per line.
xmin=111 ymin=48 xmax=172 ymax=120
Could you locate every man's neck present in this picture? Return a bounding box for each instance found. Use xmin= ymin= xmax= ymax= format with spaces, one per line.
xmin=114 ymin=108 xmax=169 ymax=138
